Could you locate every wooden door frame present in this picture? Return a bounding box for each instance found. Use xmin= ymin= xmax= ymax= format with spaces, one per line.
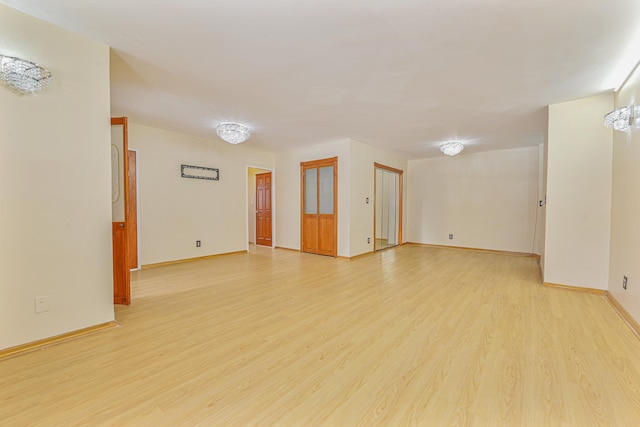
xmin=128 ymin=148 xmax=141 ymax=270
xmin=373 ymin=162 xmax=403 ymax=253
xmin=300 ymin=157 xmax=338 ymax=257
xmin=111 ymin=117 xmax=131 ymax=305
xmin=246 ymin=165 xmax=276 ymax=250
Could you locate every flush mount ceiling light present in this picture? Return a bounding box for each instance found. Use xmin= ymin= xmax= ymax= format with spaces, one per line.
xmin=440 ymin=141 xmax=464 ymax=156
xmin=604 ymin=105 xmax=640 ymax=132
xmin=0 ymin=55 xmax=52 ymax=94
xmin=216 ymin=122 xmax=251 ymax=144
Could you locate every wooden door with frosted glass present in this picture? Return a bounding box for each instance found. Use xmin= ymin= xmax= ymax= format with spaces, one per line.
xmin=301 ymin=157 xmax=337 ymax=257
xmin=111 ymin=117 xmax=130 ymax=305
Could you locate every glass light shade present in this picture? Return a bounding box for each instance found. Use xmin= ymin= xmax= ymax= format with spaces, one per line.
xmin=440 ymin=141 xmax=464 ymax=156
xmin=604 ymin=105 xmax=640 ymax=132
xmin=0 ymin=55 xmax=52 ymax=94
xmin=216 ymin=122 xmax=250 ymax=144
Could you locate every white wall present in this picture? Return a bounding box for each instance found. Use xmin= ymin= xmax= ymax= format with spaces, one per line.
xmin=275 ymin=138 xmax=407 ymax=257
xmin=0 ymin=5 xmax=114 ymax=350
xmin=544 ymin=94 xmax=613 ymax=289
xmin=128 ymin=123 xmax=275 ymax=265
xmin=407 ymin=147 xmax=539 ymax=253
xmin=538 ymin=139 xmax=548 ymax=273
xmin=609 ymin=65 xmax=640 ymax=321
xmin=275 ymin=139 xmax=351 ymax=256
xmin=349 ymin=139 xmax=407 ymax=256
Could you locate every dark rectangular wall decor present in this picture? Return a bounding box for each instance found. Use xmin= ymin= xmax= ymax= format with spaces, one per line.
xmin=181 ymin=164 xmax=219 ymax=181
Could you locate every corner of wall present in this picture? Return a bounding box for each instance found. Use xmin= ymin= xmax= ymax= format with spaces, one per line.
xmin=544 ymin=93 xmax=613 ymax=290
xmin=0 ymin=4 xmax=114 ymax=350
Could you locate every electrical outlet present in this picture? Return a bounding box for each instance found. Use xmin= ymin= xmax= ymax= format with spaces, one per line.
xmin=196 ymin=240 xmax=201 ymax=247
xmin=449 ymin=234 xmax=453 ymax=240
xmin=367 ymin=237 xmax=371 ymax=244
xmin=623 ymin=276 xmax=628 ymax=290
xmin=34 ymin=296 xmax=49 ymax=314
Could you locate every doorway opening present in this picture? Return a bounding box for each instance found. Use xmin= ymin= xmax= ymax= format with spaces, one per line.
xmin=247 ymin=166 xmax=275 ymax=248
xmin=374 ymin=163 xmax=403 ymax=252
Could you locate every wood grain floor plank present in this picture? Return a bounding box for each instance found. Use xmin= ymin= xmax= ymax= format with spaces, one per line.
xmin=1 ymin=245 xmax=640 ymax=426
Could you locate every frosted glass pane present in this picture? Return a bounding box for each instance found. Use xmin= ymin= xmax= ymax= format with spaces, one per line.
xmin=110 ymin=125 xmax=125 ymax=222
xmin=305 ymin=168 xmax=317 ymax=214
xmin=319 ymin=166 xmax=334 ymax=214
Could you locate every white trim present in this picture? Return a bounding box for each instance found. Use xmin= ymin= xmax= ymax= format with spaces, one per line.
xmin=246 ymin=165 xmax=276 ymax=251
xmin=129 ymin=148 xmax=142 ymax=271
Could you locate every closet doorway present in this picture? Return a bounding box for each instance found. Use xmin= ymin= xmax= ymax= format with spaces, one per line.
xmin=374 ymin=163 xmax=403 ymax=251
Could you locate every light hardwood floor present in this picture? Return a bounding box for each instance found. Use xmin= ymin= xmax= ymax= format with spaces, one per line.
xmin=2 ymin=245 xmax=640 ymax=426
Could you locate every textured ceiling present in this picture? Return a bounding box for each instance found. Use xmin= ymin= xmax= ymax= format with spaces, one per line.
xmin=3 ymin=0 xmax=640 ymax=158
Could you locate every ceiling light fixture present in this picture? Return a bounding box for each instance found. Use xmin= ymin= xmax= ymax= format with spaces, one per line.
xmin=440 ymin=141 xmax=464 ymax=156
xmin=0 ymin=55 xmax=52 ymax=94
xmin=604 ymin=105 xmax=640 ymax=132
xmin=216 ymin=122 xmax=251 ymax=144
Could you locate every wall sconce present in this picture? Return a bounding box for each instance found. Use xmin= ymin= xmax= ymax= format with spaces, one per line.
xmin=604 ymin=105 xmax=640 ymax=132
xmin=0 ymin=55 xmax=52 ymax=94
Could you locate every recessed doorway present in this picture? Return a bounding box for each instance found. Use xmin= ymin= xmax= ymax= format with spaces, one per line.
xmin=247 ymin=166 xmax=275 ymax=248
xmin=374 ymin=163 xmax=403 ymax=251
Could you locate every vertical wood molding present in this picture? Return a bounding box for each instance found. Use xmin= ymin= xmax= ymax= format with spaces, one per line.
xmin=112 ymin=222 xmax=129 ymax=304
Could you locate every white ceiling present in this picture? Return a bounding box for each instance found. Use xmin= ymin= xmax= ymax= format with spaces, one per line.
xmin=3 ymin=0 xmax=640 ymax=158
